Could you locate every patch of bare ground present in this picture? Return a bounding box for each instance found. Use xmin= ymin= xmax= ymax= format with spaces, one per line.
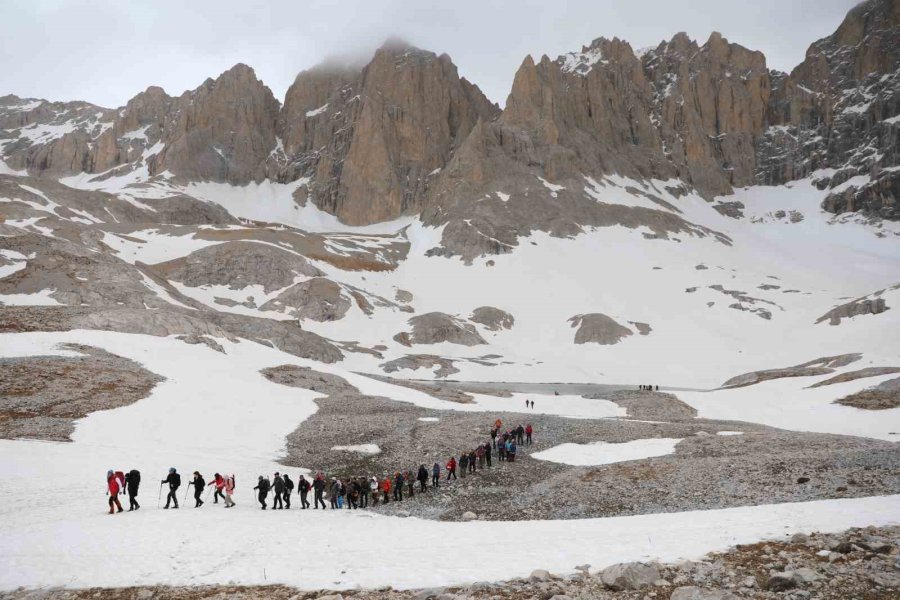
xmin=834 ymin=376 xmax=900 ymax=410
xmin=0 ymin=343 xmax=163 ymax=440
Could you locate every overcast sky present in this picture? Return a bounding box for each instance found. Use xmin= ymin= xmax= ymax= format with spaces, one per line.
xmin=1 ymin=0 xmax=860 ymax=108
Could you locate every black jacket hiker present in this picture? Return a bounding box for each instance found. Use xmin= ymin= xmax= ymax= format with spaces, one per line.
xmin=162 ymin=470 xmax=180 ymax=509
xmin=124 ymin=469 xmax=141 ymax=510
xmin=253 ymin=477 xmax=270 ymax=510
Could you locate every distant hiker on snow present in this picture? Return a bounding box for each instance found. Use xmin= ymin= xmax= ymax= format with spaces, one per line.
xmin=298 ymin=474 xmax=311 ymax=509
xmin=207 ymin=473 xmax=225 ymax=504
xmin=124 ymin=469 xmax=140 ymax=511
xmin=272 ymin=472 xmax=285 ymax=509
xmin=313 ymin=473 xmax=326 ymax=509
xmin=359 ymin=477 xmax=370 ymax=508
xmin=189 ymin=472 xmax=205 ymax=508
xmin=162 ymin=468 xmax=180 ymax=509
xmin=106 ymin=470 xmax=124 ymax=514
xmin=253 ymin=475 xmax=270 ymax=510
xmin=224 ymin=474 xmax=236 ymax=508
xmin=283 ymin=473 xmax=294 ymax=509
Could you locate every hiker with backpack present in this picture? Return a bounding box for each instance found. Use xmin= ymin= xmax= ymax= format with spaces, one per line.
xmin=446 ymin=456 xmax=457 ymax=480
xmin=484 ymin=442 xmax=492 ymax=467
xmin=313 ymin=473 xmax=326 ymax=509
xmin=459 ymin=452 xmax=469 ymax=477
xmin=124 ymin=469 xmax=140 ymax=511
xmin=283 ymin=474 xmax=294 ymax=509
xmin=189 ymin=472 xmax=206 ymax=508
xmin=106 ymin=470 xmax=124 ymax=514
xmin=432 ymin=462 xmax=441 ymax=488
xmin=207 ymin=473 xmax=225 ymax=504
xmin=349 ymin=480 xmax=360 ymax=509
xmin=381 ymin=475 xmax=391 ymax=504
xmin=405 ymin=469 xmax=415 ymax=498
xmin=253 ymin=475 xmax=270 ymax=510
xmin=393 ymin=472 xmax=404 ymax=501
xmin=224 ymin=474 xmax=236 ymax=508
xmin=468 ymin=450 xmax=477 ymax=473
xmin=272 ymin=473 xmax=285 ymax=509
xmin=369 ymin=477 xmax=380 ymax=505
xmin=298 ymin=474 xmax=311 ymax=509
xmin=508 ymin=439 xmax=517 ymax=462
xmin=329 ymin=478 xmax=340 ymax=509
xmin=476 ymin=445 xmax=485 ymax=469
xmin=359 ymin=477 xmax=370 ymax=508
xmin=417 ymin=465 xmax=429 ymax=492
xmin=490 ymin=427 xmax=498 ymax=449
xmin=161 ymin=468 xmax=180 ymax=509
xmin=516 ymin=424 xmax=525 ymax=444
xmin=525 ymin=423 xmax=533 ymax=445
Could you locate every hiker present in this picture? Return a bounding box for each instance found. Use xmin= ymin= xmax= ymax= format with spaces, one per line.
xmin=468 ymin=450 xmax=477 ymax=473
xmin=406 ymin=469 xmax=415 ymax=498
xmin=476 ymin=445 xmax=485 ymax=468
xmin=161 ymin=468 xmax=180 ymax=509
xmin=459 ymin=452 xmax=469 ymax=477
xmin=330 ymin=479 xmax=341 ymax=509
xmin=272 ymin=473 xmax=285 ymax=509
xmin=656 ymin=385 xmax=659 ymax=391
xmin=313 ymin=474 xmax=326 ymax=509
xmin=417 ymin=465 xmax=429 ymax=492
xmin=369 ymin=477 xmax=379 ymax=505
xmin=283 ymin=474 xmax=294 ymax=509
xmin=381 ymin=475 xmax=392 ymax=504
xmin=494 ymin=418 xmax=502 ymax=431
xmin=508 ymin=439 xmax=518 ymax=462
xmin=526 ymin=423 xmax=533 ymax=445
xmin=125 ymin=469 xmax=140 ymax=511
xmin=350 ymin=480 xmax=361 ymax=509
xmin=490 ymin=427 xmax=498 ymax=448
xmin=516 ymin=424 xmax=525 ymax=444
xmin=498 ymin=438 xmax=506 ymax=461
xmin=432 ymin=462 xmax=441 ymax=488
xmin=359 ymin=477 xmax=369 ymax=508
xmin=484 ymin=442 xmax=492 ymax=467
xmin=189 ymin=472 xmax=205 ymax=508
xmin=224 ymin=474 xmax=236 ymax=508
xmin=393 ymin=472 xmax=404 ymax=501
xmin=525 ymin=398 xmax=528 ymax=408
xmin=207 ymin=473 xmax=225 ymax=504
xmin=298 ymin=475 xmax=311 ymax=509
xmin=253 ymin=476 xmax=270 ymax=510
xmin=106 ymin=470 xmax=124 ymax=514
xmin=446 ymin=456 xmax=457 ymax=480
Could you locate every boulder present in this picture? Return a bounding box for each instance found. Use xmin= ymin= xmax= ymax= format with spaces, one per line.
xmin=670 ymin=587 xmax=739 ymax=600
xmin=765 ymin=572 xmax=797 ymax=591
xmin=600 ymin=562 xmax=661 ymax=590
xmin=529 ymin=569 xmax=552 ymax=581
xmin=461 ymin=511 xmax=477 ymax=521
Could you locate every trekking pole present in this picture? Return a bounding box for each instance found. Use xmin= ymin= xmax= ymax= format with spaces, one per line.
xmin=157 ymin=483 xmax=163 ymax=508
xmin=183 ymin=484 xmax=190 ymax=505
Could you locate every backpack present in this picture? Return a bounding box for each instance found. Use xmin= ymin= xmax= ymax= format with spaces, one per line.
xmin=172 ymin=472 xmax=181 ymax=488
xmin=115 ymin=471 xmax=126 ymax=489
xmin=129 ymin=470 xmax=141 ymax=487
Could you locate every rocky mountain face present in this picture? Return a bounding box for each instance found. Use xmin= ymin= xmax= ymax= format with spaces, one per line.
xmin=276 ymin=41 xmax=499 ymax=224
xmin=0 ymin=0 xmax=897 ymax=227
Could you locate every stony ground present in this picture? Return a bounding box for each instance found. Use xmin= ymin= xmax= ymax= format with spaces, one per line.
xmin=0 ymin=343 xmax=164 ymax=441
xmin=264 ymin=367 xmax=900 ymax=522
xmin=4 ymin=526 xmax=897 ymax=599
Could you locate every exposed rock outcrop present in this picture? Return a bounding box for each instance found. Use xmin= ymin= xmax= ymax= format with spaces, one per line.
xmin=396 ymin=312 xmax=487 ymax=346
xmin=569 ymin=313 xmax=634 ymax=345
xmin=721 ymin=354 xmax=862 ymax=388
xmin=816 ymin=285 xmax=896 ymax=325
xmin=469 ymin=306 xmax=514 ymax=331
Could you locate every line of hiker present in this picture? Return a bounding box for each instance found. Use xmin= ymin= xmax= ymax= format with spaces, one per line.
xmin=104 ymin=419 xmax=535 ymax=514
xmin=638 ymin=384 xmax=659 ymax=391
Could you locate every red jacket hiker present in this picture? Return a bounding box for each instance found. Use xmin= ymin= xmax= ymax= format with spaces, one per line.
xmin=106 ymin=470 xmax=123 ymax=514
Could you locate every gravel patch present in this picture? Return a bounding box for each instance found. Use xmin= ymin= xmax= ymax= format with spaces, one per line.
xmin=264 ymin=366 xmax=900 ymax=522
xmin=0 ymin=343 xmax=164 ymax=441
